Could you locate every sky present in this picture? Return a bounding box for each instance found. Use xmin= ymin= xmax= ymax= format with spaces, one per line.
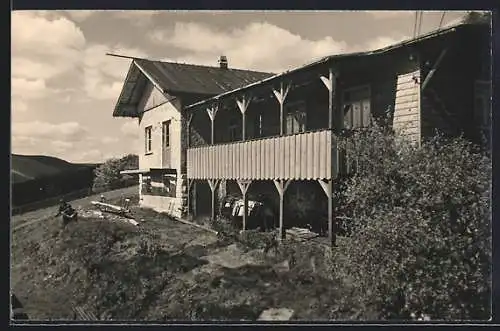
xmin=11 ymin=10 xmax=471 ymax=163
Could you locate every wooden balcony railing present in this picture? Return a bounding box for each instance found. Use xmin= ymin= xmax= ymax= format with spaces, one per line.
xmin=187 ymin=129 xmax=335 ymax=181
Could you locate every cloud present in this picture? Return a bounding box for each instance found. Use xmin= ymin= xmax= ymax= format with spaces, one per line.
xmin=11 ymin=78 xmax=57 ymax=99
xmin=150 ymin=22 xmax=348 ymax=73
xmin=12 ymin=11 xmax=86 ymax=56
xmin=109 ymin=10 xmax=159 ymax=26
xmin=102 ymin=136 xmax=119 ymax=144
xmin=11 ymin=11 xmax=86 ymax=102
xmin=362 ymin=35 xmax=410 ymax=51
xmin=12 ymin=121 xmax=88 ymax=141
xmin=82 ymin=43 xmax=149 ymax=100
xmin=120 ymin=121 xmax=138 ymax=137
xmin=51 ymin=140 xmax=74 ymax=153
xmin=64 ymin=10 xmax=95 ymax=22
xmin=368 ymin=11 xmax=415 ymax=19
xmin=12 ymin=99 xmax=28 ymax=113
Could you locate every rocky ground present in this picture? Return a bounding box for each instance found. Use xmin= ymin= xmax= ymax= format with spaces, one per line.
xmin=11 ymin=189 xmax=343 ymax=321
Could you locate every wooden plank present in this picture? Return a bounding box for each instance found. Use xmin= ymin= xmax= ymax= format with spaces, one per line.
xmin=300 ymin=133 xmax=307 ymax=179
xmin=285 ymin=135 xmax=291 ymax=179
xmin=395 ymin=94 xmax=419 ymax=105
xmin=326 ymin=132 xmax=332 ymax=179
xmin=314 ymin=131 xmax=321 ymax=179
xmin=393 ymin=113 xmax=420 ymax=122
xmin=396 ymin=71 xmax=419 ymax=84
xmin=306 ymin=132 xmax=314 ymax=180
xmin=395 ymin=88 xmax=418 ymax=98
xmin=394 ymin=101 xmax=419 ymax=110
xmin=319 ymin=131 xmax=327 ymax=178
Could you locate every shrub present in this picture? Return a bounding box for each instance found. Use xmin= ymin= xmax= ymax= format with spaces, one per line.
xmin=93 ymin=154 xmax=139 ymax=192
xmin=331 ymin=123 xmax=491 ymax=320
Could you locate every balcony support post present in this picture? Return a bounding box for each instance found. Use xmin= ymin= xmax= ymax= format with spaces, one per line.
xmin=321 ymin=68 xmax=341 ymax=177
xmin=207 ymin=104 xmax=219 ymax=145
xmin=273 ymin=179 xmax=291 ymax=242
xmin=272 ymin=82 xmax=291 ymax=136
xmin=320 ymin=68 xmax=338 ymax=130
xmin=186 ymin=178 xmax=194 ymax=218
xmin=319 ymin=179 xmax=335 ymax=247
xmin=236 ymin=95 xmax=252 ymax=141
xmin=208 ymin=179 xmax=220 ymax=220
xmin=186 ymin=113 xmax=193 ymax=148
xmin=237 ymin=180 xmax=253 ymax=230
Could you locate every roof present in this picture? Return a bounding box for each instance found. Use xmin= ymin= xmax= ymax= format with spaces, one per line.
xmin=186 ymin=22 xmax=485 ymax=110
xmin=113 ymin=58 xmax=273 ymax=117
xmin=11 ymin=154 xmax=89 ymax=184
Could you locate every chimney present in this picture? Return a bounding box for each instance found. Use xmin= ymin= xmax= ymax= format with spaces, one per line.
xmin=218 ymin=55 xmax=228 ymax=69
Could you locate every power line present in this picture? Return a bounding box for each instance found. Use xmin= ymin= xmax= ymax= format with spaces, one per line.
xmin=438 ymin=11 xmax=447 ymax=29
xmin=413 ymin=11 xmax=419 ymax=38
xmin=417 ymin=11 xmax=424 ymax=36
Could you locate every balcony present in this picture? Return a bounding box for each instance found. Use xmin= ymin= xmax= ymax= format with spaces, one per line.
xmin=187 ymin=129 xmax=336 ymax=181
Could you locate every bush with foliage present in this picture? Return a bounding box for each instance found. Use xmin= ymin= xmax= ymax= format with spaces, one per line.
xmin=93 ymin=154 xmax=139 ymax=192
xmin=331 ymin=123 xmax=491 ymax=320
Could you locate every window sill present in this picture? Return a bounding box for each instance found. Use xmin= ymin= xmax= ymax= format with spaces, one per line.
xmin=145 ymin=152 xmax=153 ymax=156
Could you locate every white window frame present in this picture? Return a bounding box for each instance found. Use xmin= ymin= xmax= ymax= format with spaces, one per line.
xmin=162 ymin=120 xmax=171 ymax=148
xmin=341 ymin=84 xmax=372 ymax=129
xmin=145 ymin=126 xmax=153 ymax=154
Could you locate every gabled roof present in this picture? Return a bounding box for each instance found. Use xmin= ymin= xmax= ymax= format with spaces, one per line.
xmin=186 ymin=21 xmax=488 ymax=111
xmin=113 ymin=58 xmax=273 ymax=117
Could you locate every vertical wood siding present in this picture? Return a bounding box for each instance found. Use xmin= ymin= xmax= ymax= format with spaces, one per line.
xmin=393 ymin=70 xmax=421 ymax=144
xmin=187 ymin=130 xmax=334 ymax=180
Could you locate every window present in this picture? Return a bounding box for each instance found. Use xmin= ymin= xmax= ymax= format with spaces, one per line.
xmin=342 ymin=85 xmax=371 ymax=129
xmin=285 ymin=101 xmax=307 ymax=134
xmin=141 ymin=173 xmax=176 ymax=197
xmin=254 ymin=113 xmax=264 ymax=138
xmin=145 ymin=126 xmax=152 ymax=154
xmin=162 ymin=120 xmax=171 ymax=148
xmin=228 ymin=117 xmax=241 ymax=141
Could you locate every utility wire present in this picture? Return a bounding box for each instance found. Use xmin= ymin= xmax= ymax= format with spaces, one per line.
xmin=413 ymin=11 xmax=419 ymax=38
xmin=417 ymin=11 xmax=424 ymax=36
xmin=438 ymin=11 xmax=446 ymax=30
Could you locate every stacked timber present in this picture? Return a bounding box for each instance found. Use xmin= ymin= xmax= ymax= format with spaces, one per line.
xmin=285 ymin=227 xmax=318 ymax=241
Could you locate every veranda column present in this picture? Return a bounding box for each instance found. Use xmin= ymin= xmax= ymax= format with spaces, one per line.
xmin=320 ymin=68 xmax=339 ymax=247
xmin=237 ymin=180 xmax=252 ymax=230
xmin=208 ymin=179 xmax=220 ymax=221
xmin=236 ymin=95 xmax=252 ymax=141
xmin=272 ymin=82 xmax=291 ymax=136
xmin=273 ymin=179 xmax=291 ymax=242
xmin=206 ymin=104 xmax=219 ymax=145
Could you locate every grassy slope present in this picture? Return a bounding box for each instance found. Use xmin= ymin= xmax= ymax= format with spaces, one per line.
xmin=11 ymin=188 xmax=343 ymax=321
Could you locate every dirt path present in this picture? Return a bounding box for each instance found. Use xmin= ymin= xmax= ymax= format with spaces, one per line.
xmin=12 ymin=186 xmax=138 ymax=231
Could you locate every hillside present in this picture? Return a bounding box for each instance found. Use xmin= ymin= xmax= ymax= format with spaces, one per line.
xmin=11 ymin=154 xmax=92 ymax=184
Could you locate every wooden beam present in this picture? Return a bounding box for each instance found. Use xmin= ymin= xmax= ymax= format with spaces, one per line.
xmin=421 ymin=48 xmax=448 ymax=91
xmin=236 ymin=95 xmax=252 ymax=141
xmin=272 ymin=82 xmax=291 ymax=136
xmin=208 ymin=179 xmax=220 ymax=220
xmin=187 ymin=179 xmax=194 ymax=218
xmin=318 ymin=179 xmax=335 ymax=247
xmin=207 ymin=104 xmax=219 ymax=145
xmin=320 ymin=69 xmax=338 ymax=130
xmin=186 ymin=113 xmax=193 ymax=148
xmin=237 ymin=180 xmax=253 ymax=231
xmin=273 ymin=179 xmax=291 ymax=241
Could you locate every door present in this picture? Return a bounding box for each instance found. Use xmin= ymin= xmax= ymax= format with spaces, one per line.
xmin=162 ymin=120 xmax=171 ymax=168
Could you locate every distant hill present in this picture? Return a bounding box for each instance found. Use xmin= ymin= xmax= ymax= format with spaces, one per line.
xmin=11 ymin=154 xmax=93 ymax=184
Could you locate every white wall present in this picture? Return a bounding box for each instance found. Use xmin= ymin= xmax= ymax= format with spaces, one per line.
xmin=136 ymin=82 xmax=186 ymax=218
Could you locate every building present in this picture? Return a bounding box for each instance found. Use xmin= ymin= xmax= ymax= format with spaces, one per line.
xmin=113 ymin=21 xmax=490 ymax=246
xmin=113 ymin=55 xmax=273 ymax=218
